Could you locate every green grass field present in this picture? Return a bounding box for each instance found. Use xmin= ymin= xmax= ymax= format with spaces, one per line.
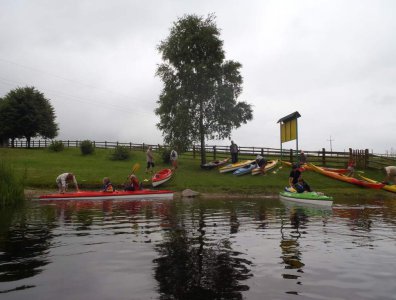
xmin=1 ymin=147 xmax=394 ymax=200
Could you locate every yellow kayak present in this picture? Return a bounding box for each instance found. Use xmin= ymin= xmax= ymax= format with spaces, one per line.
xmin=252 ymin=160 xmax=278 ymax=175
xmin=358 ymin=175 xmax=396 ymax=193
xmin=219 ymin=160 xmax=255 ymax=173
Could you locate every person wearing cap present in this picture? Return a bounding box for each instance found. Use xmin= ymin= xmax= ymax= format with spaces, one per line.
xmin=56 ymin=173 xmax=79 ymax=194
xmin=255 ymin=154 xmax=267 ymax=174
xmin=230 ymin=140 xmax=238 ymax=163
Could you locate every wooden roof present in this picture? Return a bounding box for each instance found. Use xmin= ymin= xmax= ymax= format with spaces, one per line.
xmin=277 ymin=111 xmax=301 ymax=123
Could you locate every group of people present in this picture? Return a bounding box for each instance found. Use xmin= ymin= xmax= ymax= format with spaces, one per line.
xmin=145 ymin=146 xmax=178 ymax=173
xmin=56 ymin=142 xmax=396 ymax=195
xmin=55 ymin=146 xmax=179 ymax=194
xmin=56 ymin=172 xmax=141 ymax=194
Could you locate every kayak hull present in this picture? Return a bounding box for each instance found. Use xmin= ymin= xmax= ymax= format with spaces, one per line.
xmin=201 ymin=158 xmax=230 ymax=170
xmin=308 ymin=163 xmax=385 ymax=189
xmin=279 ymin=191 xmax=333 ymax=206
xmin=39 ymin=190 xmax=174 ymax=201
xmin=152 ymin=169 xmax=173 ymax=187
xmin=233 ymin=163 xmax=256 ymax=176
xmin=358 ymin=175 xmax=396 ymax=193
xmin=251 ymin=160 xmax=278 ymax=175
xmin=219 ymin=160 xmax=256 ymax=173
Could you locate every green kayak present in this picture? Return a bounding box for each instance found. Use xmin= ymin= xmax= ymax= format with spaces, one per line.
xmin=279 ymin=191 xmax=333 ymax=206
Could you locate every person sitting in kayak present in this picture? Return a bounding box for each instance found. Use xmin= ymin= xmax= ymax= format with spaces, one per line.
xmin=124 ymin=174 xmax=141 ymax=191
xmin=56 ymin=173 xmax=79 ymax=194
xmin=255 ymin=155 xmax=267 ymax=174
xmin=289 ymin=163 xmax=311 ymax=192
xmin=102 ymin=177 xmax=114 ymax=192
xmin=294 ymin=177 xmax=312 ymax=193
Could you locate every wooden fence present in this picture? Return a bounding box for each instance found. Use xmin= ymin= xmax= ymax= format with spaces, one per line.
xmin=5 ymin=139 xmax=396 ymax=170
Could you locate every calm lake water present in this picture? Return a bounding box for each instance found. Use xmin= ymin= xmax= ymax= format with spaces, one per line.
xmin=0 ymin=196 xmax=395 ymax=300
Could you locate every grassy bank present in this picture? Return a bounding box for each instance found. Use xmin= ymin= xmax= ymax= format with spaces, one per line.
xmin=0 ymin=148 xmax=394 ymax=201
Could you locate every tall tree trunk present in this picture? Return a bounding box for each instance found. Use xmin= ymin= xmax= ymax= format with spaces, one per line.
xmin=199 ymin=100 xmax=206 ymax=165
xmin=27 ymin=136 xmax=31 ymax=149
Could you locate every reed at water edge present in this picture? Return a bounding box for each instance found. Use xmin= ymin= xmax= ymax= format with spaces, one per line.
xmin=0 ymin=160 xmax=25 ymax=208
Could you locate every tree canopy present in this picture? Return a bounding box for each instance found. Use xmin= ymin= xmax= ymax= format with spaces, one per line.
xmin=0 ymin=86 xmax=58 ymax=147
xmin=156 ymin=14 xmax=253 ymax=164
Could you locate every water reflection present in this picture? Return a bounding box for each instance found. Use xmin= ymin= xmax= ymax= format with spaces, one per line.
xmin=0 ymin=204 xmax=55 ymax=283
xmin=153 ymin=200 xmax=252 ymax=300
xmin=280 ymin=207 xmax=306 ymax=283
xmin=0 ymin=197 xmax=395 ymax=299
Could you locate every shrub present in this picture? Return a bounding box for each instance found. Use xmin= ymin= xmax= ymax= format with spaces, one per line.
xmin=161 ymin=147 xmax=172 ymax=164
xmin=0 ymin=161 xmax=25 ymax=208
xmin=110 ymin=145 xmax=130 ymax=160
xmin=48 ymin=140 xmax=64 ymax=152
xmin=80 ymin=140 xmax=94 ymax=155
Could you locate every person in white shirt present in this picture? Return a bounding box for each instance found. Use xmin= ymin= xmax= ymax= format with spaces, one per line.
xmin=170 ymin=149 xmax=178 ymax=170
xmin=383 ymin=166 xmax=396 ymax=184
xmin=56 ymin=173 xmax=79 ymax=193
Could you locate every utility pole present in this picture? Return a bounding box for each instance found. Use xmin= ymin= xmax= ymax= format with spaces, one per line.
xmin=327 ymin=136 xmax=334 ymax=153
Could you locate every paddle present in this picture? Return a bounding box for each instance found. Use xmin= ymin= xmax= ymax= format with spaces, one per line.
xmin=131 ymin=163 xmax=140 ymax=174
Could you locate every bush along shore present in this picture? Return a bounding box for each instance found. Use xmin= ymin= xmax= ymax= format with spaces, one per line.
xmin=0 ymin=147 xmax=395 ymax=202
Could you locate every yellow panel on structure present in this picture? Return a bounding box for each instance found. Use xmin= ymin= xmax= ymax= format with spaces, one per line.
xmin=281 ymin=123 xmax=286 ymax=143
xmin=281 ymin=119 xmax=297 ymax=143
xmin=290 ymin=119 xmax=297 ymax=141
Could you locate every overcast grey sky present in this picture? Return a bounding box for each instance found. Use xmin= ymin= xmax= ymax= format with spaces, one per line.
xmin=1 ymin=0 xmax=395 ymax=153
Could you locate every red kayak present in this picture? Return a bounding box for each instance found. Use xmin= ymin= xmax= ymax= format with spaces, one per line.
xmin=38 ymin=189 xmax=174 ymax=201
xmin=308 ymin=163 xmax=385 ymax=189
xmin=152 ymin=168 xmax=173 ymax=187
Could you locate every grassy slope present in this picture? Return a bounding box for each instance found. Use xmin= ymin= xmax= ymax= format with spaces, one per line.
xmin=1 ymin=148 xmax=394 ymax=200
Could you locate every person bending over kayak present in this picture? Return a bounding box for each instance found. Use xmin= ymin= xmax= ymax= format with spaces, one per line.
xmin=289 ymin=163 xmax=311 ymax=193
xmin=124 ymin=174 xmax=141 ymax=191
xmin=102 ymin=177 xmax=114 ymax=192
xmin=56 ymin=173 xmax=79 ymax=194
xmin=383 ymin=166 xmax=396 ymax=185
xmin=255 ymin=155 xmax=267 ymax=174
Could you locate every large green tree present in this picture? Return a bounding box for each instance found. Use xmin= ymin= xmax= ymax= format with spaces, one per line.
xmin=0 ymin=86 xmax=58 ymax=147
xmin=156 ymin=14 xmax=253 ymax=164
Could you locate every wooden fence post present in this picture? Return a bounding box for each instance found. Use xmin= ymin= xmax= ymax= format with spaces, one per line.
xmin=261 ymin=148 xmax=264 ymax=156
xmin=290 ymin=149 xmax=293 ymax=162
xmin=213 ymin=146 xmax=216 ymax=160
xmin=105 ymin=141 xmax=107 ymax=149
xmin=322 ymin=148 xmax=326 ymax=166
xmin=129 ymin=142 xmax=132 ymax=150
xmin=142 ymin=143 xmax=145 ymax=151
xmin=365 ymin=149 xmax=369 ymax=169
xmin=45 ymin=140 xmax=47 ymax=147
xmin=38 ymin=140 xmax=41 ymax=148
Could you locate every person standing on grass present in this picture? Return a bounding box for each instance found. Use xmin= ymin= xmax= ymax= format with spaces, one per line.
xmin=299 ymin=150 xmax=307 ymax=166
xmin=170 ymin=149 xmax=178 ymax=170
xmin=56 ymin=173 xmax=79 ymax=193
xmin=146 ymin=146 xmax=155 ymax=173
xmin=230 ymin=140 xmax=239 ymax=164
xmin=346 ymin=157 xmax=356 ymax=177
